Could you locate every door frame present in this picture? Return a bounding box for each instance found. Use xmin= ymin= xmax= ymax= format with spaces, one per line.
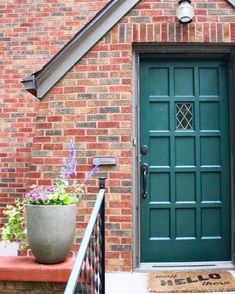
xmin=132 ymin=43 xmax=235 ymax=269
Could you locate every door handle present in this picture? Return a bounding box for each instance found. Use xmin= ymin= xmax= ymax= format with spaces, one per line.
xmin=141 ymin=163 xmax=149 ymax=199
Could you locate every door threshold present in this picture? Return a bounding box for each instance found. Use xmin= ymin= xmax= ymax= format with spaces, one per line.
xmin=136 ymin=261 xmax=234 ymax=272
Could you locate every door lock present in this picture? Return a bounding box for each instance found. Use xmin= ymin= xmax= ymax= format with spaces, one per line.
xmin=141 ymin=145 xmax=148 ymax=155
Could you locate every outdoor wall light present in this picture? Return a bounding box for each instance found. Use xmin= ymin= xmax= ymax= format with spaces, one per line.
xmin=176 ymin=0 xmax=194 ymax=24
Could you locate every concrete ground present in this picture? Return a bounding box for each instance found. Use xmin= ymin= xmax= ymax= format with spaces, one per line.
xmin=106 ymin=271 xmax=235 ymax=294
xmin=106 ymin=272 xmax=150 ymax=294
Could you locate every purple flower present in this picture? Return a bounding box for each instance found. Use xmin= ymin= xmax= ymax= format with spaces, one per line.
xmin=26 ymin=186 xmax=56 ymax=202
xmin=84 ymin=164 xmax=99 ymax=181
xmin=25 ymin=143 xmax=99 ymax=205
xmin=60 ymin=143 xmax=76 ymax=180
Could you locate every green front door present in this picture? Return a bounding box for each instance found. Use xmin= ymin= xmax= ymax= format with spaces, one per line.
xmin=140 ymin=58 xmax=231 ymax=262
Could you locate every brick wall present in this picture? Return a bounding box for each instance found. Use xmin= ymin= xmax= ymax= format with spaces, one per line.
xmin=0 ymin=281 xmax=66 ymax=294
xmin=1 ymin=0 xmax=235 ymax=272
xmin=0 ymin=0 xmax=108 ymax=203
xmin=0 ymin=0 xmax=109 ymax=245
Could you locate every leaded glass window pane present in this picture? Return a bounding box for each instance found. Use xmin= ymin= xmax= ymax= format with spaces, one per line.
xmin=176 ymin=103 xmax=193 ymax=130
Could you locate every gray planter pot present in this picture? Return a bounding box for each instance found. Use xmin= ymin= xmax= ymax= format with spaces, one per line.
xmin=26 ymin=204 xmax=76 ymax=264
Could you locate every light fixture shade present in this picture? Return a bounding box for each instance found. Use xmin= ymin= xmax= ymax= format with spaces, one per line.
xmin=176 ymin=0 xmax=194 ymax=24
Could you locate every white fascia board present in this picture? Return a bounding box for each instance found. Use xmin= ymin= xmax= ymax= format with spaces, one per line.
xmin=227 ymin=0 xmax=235 ymax=6
xmin=27 ymin=0 xmax=140 ymax=99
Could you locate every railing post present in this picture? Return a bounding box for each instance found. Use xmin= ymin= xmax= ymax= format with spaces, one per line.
xmin=99 ymin=176 xmax=106 ymax=189
xmin=99 ymin=176 xmax=106 ymax=294
xmin=64 ymin=178 xmax=106 ymax=294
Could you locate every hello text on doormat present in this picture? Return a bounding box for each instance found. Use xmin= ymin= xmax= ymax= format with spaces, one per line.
xmin=148 ymin=270 xmax=235 ymax=292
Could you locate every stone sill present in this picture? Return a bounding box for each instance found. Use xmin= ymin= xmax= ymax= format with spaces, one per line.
xmin=0 ymin=256 xmax=74 ymax=283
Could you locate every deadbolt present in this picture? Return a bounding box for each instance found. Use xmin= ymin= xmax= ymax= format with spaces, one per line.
xmin=141 ymin=145 xmax=148 ymax=155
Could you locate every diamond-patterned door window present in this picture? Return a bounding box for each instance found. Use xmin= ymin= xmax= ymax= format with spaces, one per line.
xmin=176 ymin=103 xmax=193 ymax=130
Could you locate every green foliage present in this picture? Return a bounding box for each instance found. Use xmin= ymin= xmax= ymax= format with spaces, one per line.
xmin=26 ymin=179 xmax=82 ymax=206
xmin=1 ymin=199 xmax=28 ymax=248
xmin=0 ymin=143 xmax=98 ymax=247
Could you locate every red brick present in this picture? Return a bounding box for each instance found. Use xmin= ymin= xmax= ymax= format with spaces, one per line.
xmin=98 ymin=121 xmax=120 ymax=128
xmin=106 ymin=252 xmax=120 ymax=258
xmin=36 ymin=123 xmax=52 ymax=129
xmin=87 ymin=143 xmax=109 ymax=149
xmin=48 ymin=116 xmax=62 ymax=122
xmin=231 ymin=23 xmax=235 ymax=41
xmin=63 ymin=129 xmax=85 ymax=136
xmin=132 ymin=23 xmax=139 ymax=41
xmin=109 ymin=216 xmax=132 ymax=223
xmin=64 ymin=86 xmax=85 ymax=93
xmin=42 ymin=144 xmax=63 ymax=150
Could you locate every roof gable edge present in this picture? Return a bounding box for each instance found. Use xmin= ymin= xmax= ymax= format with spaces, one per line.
xmin=226 ymin=0 xmax=235 ymax=7
xmin=22 ymin=0 xmax=140 ymax=99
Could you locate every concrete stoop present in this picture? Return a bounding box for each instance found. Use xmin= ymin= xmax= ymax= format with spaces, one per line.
xmin=106 ymin=271 xmax=235 ymax=294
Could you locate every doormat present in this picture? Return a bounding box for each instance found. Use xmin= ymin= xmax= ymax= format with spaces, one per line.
xmin=148 ymin=270 xmax=235 ymax=293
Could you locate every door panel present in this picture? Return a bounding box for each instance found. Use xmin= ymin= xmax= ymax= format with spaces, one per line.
xmin=140 ymin=58 xmax=231 ymax=262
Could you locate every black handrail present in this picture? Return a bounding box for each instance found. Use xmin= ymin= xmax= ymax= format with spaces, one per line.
xmin=64 ymin=177 xmax=106 ymax=294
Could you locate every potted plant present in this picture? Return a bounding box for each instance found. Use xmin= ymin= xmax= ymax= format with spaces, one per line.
xmin=1 ymin=143 xmax=98 ymax=264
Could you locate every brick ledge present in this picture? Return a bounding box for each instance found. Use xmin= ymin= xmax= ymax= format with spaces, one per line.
xmin=0 ymin=256 xmax=74 ymax=282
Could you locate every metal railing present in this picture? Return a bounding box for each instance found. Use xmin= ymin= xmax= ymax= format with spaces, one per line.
xmin=64 ymin=177 xmax=106 ymax=294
